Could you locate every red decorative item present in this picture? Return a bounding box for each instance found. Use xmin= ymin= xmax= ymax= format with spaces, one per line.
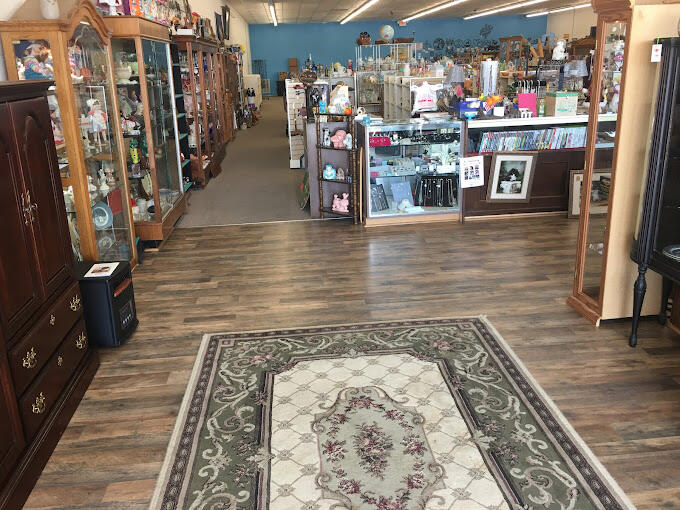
xmin=369 ymin=136 xmax=391 ymax=147
xmin=107 ymin=188 xmax=123 ymax=215
xmin=357 ymin=32 xmax=371 ymax=46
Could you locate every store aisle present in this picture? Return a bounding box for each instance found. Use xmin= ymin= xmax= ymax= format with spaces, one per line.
xmin=177 ymin=98 xmax=310 ymax=227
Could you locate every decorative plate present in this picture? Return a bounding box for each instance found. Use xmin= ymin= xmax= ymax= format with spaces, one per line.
xmin=92 ymin=201 xmax=113 ymax=230
xmin=663 ymin=245 xmax=680 ymax=262
xmin=142 ymin=173 xmax=153 ymax=197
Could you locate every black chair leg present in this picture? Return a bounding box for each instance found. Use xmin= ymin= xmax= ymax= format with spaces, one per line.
xmin=630 ymin=266 xmax=648 ymax=347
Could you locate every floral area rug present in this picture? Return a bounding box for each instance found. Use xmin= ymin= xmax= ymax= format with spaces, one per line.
xmin=150 ymin=318 xmax=634 ymax=510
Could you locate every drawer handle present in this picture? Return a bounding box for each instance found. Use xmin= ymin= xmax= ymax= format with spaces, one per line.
xmin=50 ymin=314 xmax=56 ymax=326
xmin=76 ymin=332 xmax=87 ymax=350
xmin=32 ymin=392 xmax=46 ymax=414
xmin=70 ymin=295 xmax=81 ymax=312
xmin=22 ymin=348 xmax=37 ymax=369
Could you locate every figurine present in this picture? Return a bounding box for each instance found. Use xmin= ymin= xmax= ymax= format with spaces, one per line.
xmin=87 ymin=98 xmax=108 ymax=145
xmin=103 ymin=162 xmax=116 ymax=186
xmin=322 ymin=128 xmax=331 ymax=147
xmin=332 ymin=192 xmax=350 ymax=213
xmin=79 ymin=114 xmax=93 ymax=149
xmin=397 ymin=199 xmax=411 ymax=212
xmin=343 ymin=133 xmax=353 ymax=150
xmin=129 ymin=138 xmax=140 ymax=164
xmin=98 ymin=168 xmax=110 ymax=196
xmin=50 ymin=106 xmax=64 ymax=147
xmin=336 ymin=167 xmax=346 ymax=181
xmin=330 ymin=129 xmax=347 ymax=149
xmin=87 ymin=175 xmax=98 ymax=204
xmin=552 ymin=39 xmax=568 ymax=61
xmin=323 ymin=165 xmax=337 ymax=180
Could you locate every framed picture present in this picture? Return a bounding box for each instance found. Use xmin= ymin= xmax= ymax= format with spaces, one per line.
xmin=215 ymin=13 xmax=223 ymax=40
xmin=222 ymin=5 xmax=230 ymax=40
xmin=568 ymin=169 xmax=612 ymax=218
xmin=486 ymin=152 xmax=537 ymax=203
xmin=460 ymin=155 xmax=485 ymax=188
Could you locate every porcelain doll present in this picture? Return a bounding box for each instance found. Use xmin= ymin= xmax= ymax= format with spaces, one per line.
xmin=87 ymin=99 xmax=108 ymax=145
xmin=103 ymin=162 xmax=116 ymax=187
xmin=98 ymin=169 xmax=110 ymax=196
xmin=88 ymin=175 xmax=98 ymax=204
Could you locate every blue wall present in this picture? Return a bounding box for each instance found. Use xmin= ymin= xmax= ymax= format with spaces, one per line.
xmin=250 ymin=16 xmax=548 ymax=95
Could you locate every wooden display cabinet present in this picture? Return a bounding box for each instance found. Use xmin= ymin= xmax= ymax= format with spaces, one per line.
xmin=569 ymin=0 xmax=680 ymax=325
xmin=0 ymin=0 xmax=138 ymax=265
xmin=104 ymin=16 xmax=187 ymax=243
xmin=171 ymin=35 xmax=224 ymax=186
xmin=499 ymin=36 xmax=526 ymax=69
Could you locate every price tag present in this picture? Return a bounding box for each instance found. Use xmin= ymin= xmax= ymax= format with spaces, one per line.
xmin=651 ymin=44 xmax=663 ymax=62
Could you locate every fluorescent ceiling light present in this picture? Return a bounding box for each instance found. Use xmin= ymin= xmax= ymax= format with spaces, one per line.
xmin=340 ymin=0 xmax=380 ymax=24
xmin=268 ymin=1 xmax=278 ymax=26
xmin=526 ymin=3 xmax=590 ymax=16
xmin=400 ymin=0 xmax=469 ymax=23
xmin=464 ymin=0 xmax=550 ymax=19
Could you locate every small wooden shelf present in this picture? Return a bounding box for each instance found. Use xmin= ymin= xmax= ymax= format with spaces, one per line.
xmin=320 ymin=207 xmax=353 ymax=217
xmin=319 ymin=178 xmax=352 ymax=184
xmin=316 ymin=144 xmax=356 ymax=152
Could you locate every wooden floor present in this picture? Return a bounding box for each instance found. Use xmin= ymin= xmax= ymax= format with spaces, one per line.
xmin=23 ymin=217 xmax=680 ymax=509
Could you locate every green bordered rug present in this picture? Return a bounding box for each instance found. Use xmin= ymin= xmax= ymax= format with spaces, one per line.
xmin=150 ymin=317 xmax=635 ymax=510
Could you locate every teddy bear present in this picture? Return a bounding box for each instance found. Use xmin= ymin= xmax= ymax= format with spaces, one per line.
xmin=332 ymin=193 xmax=350 ymax=213
xmin=330 ymin=129 xmax=347 ymax=149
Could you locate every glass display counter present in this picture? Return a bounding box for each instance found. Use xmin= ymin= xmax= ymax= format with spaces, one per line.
xmin=0 ymin=0 xmax=137 ymax=264
xmin=105 ymin=15 xmax=185 ymax=243
xmin=357 ymin=119 xmax=462 ymax=225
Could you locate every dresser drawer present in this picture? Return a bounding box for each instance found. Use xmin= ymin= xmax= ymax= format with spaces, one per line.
xmin=9 ymin=282 xmax=83 ymax=396
xmin=19 ymin=319 xmax=89 ymax=441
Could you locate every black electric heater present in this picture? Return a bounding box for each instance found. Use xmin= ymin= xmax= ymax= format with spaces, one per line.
xmin=75 ymin=261 xmax=138 ymax=347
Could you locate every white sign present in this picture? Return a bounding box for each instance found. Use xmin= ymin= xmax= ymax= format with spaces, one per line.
xmin=651 ymin=43 xmax=663 ymax=62
xmin=460 ymin=156 xmax=485 ymax=189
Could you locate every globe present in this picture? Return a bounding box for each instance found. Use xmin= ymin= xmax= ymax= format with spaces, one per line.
xmin=379 ymin=25 xmax=394 ymax=42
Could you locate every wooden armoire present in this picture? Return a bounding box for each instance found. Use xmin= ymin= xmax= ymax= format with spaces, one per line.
xmin=0 ymin=80 xmax=99 ymax=509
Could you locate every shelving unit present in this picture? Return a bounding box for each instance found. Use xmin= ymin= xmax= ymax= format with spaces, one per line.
xmin=286 ymin=79 xmax=306 ymax=168
xmin=105 ymin=15 xmax=186 ymax=244
xmin=315 ymin=113 xmax=359 ymax=224
xmin=383 ymin=75 xmax=445 ymax=121
xmin=0 ymin=0 xmax=138 ymax=264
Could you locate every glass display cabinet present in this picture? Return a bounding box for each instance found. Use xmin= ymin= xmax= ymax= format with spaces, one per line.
xmin=104 ymin=16 xmax=186 ymax=243
xmin=357 ymin=119 xmax=462 ymax=226
xmin=569 ymin=12 xmax=629 ymax=324
xmin=0 ymin=0 xmax=137 ymax=265
xmin=171 ymin=35 xmax=221 ymax=186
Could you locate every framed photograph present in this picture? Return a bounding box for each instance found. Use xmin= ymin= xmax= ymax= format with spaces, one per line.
xmin=460 ymin=155 xmax=485 ymax=188
xmin=486 ymin=152 xmax=537 ymax=203
xmin=222 ymin=5 xmax=230 ymax=40
xmin=568 ymin=169 xmax=612 ymax=218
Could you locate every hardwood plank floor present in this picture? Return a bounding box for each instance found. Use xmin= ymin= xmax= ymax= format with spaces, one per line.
xmin=23 ymin=217 xmax=680 ymax=509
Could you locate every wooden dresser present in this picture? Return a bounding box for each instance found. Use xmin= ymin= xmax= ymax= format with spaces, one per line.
xmin=0 ymin=80 xmax=99 ymax=509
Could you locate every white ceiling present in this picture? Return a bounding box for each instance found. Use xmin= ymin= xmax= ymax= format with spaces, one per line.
xmin=228 ymin=0 xmax=586 ymax=25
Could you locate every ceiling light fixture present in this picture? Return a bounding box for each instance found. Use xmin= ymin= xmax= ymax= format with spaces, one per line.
xmin=340 ymin=0 xmax=380 ymax=25
xmin=268 ymin=0 xmax=278 ymax=26
xmin=400 ymin=0 xmax=469 ymax=23
xmin=464 ymin=0 xmax=550 ymax=19
xmin=525 ymin=3 xmax=590 ymax=17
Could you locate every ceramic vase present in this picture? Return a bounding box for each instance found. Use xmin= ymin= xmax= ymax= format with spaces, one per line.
xmin=40 ymin=0 xmax=60 ymax=20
